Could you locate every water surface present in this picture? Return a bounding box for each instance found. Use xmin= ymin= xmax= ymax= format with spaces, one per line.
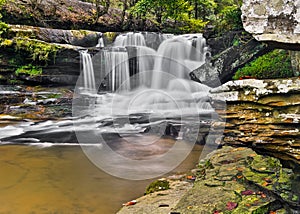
xmin=0 ymin=142 xmax=204 ymax=213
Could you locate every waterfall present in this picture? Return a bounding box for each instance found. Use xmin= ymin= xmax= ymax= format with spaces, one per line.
xmin=136 ymin=46 xmax=156 ymax=88
xmin=96 ymin=37 xmax=105 ymax=48
xmin=103 ymin=49 xmax=131 ymax=92
xmin=80 ymin=32 xmax=209 ymax=93
xmin=80 ymin=50 xmax=96 ymax=91
xmin=114 ymin=32 xmax=146 ymax=47
xmin=151 ymin=34 xmax=207 ymax=89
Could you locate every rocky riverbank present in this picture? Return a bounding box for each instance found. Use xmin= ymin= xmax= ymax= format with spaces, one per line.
xmin=118 ymin=146 xmax=300 ymax=214
xmin=210 ymin=78 xmax=300 ymax=167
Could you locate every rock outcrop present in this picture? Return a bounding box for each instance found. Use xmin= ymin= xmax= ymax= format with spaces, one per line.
xmin=118 ymin=146 xmax=300 ymax=214
xmin=198 ymin=31 xmax=270 ymax=84
xmin=241 ymin=0 xmax=300 ymax=50
xmin=174 ymin=146 xmax=300 ymax=213
xmin=210 ymin=78 xmax=300 ymax=166
xmin=10 ymin=25 xmax=102 ymax=47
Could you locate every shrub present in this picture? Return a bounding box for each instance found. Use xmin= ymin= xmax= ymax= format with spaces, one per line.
xmin=215 ymin=5 xmax=243 ymax=33
xmin=233 ymin=50 xmax=294 ymax=80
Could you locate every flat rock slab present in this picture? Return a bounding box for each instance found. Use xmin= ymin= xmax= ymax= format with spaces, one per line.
xmin=117 ymin=180 xmax=193 ymax=214
xmin=173 ymin=146 xmax=299 ymax=213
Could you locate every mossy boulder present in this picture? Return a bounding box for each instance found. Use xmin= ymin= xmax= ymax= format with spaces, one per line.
xmin=173 ymin=146 xmax=299 ymax=213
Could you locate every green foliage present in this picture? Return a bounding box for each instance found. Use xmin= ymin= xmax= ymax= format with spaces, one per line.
xmin=145 ymin=180 xmax=170 ymax=195
xmin=233 ymin=50 xmax=294 ymax=80
xmin=67 ymin=6 xmax=74 ymax=12
xmin=129 ymin=0 xmax=242 ymax=32
xmin=0 ymin=21 xmax=9 ymax=36
xmin=15 ymin=64 xmax=42 ymax=76
xmin=0 ymin=0 xmax=8 ymax=37
xmin=0 ymin=38 xmax=12 ymax=46
xmin=216 ymin=5 xmax=243 ymax=32
xmin=179 ymin=15 xmax=208 ymax=33
xmin=192 ymin=0 xmax=217 ymax=21
xmin=14 ymin=38 xmax=60 ymax=63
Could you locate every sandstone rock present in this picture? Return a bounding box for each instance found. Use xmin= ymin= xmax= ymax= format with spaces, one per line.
xmin=210 ymin=78 xmax=300 ymax=165
xmin=241 ymin=0 xmax=300 ymax=50
xmin=174 ymin=146 xmax=298 ymax=213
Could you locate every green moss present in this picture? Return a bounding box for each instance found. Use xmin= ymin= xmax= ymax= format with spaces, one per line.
xmin=14 ymin=38 xmax=60 ymax=63
xmin=71 ymin=30 xmax=90 ymax=39
xmin=0 ymin=21 xmax=9 ymax=36
xmin=233 ymin=49 xmax=294 ymax=80
xmin=145 ymin=180 xmax=170 ymax=195
xmin=0 ymin=38 xmax=12 ymax=46
xmin=103 ymin=32 xmax=118 ymax=43
xmin=8 ymin=79 xmax=24 ymax=85
xmin=15 ymin=64 xmax=42 ymax=76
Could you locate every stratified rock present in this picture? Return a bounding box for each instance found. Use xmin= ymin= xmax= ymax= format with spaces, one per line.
xmin=241 ymin=0 xmax=300 ymax=50
xmin=210 ymin=78 xmax=300 ymax=165
xmin=9 ymin=25 xmax=102 ymax=47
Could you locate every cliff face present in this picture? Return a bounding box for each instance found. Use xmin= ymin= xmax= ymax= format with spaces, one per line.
xmin=211 ymin=78 xmax=300 ymax=166
xmin=241 ymin=0 xmax=300 ymax=50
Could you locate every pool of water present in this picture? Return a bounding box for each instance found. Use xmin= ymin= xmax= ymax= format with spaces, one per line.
xmin=0 ymin=141 xmax=204 ymax=214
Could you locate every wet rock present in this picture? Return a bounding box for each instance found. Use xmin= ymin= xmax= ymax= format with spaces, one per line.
xmin=0 ymin=86 xmax=73 ymax=120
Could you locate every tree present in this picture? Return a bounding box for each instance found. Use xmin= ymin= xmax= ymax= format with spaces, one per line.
xmin=82 ymin=0 xmax=111 ymax=23
xmin=94 ymin=0 xmax=110 ymax=21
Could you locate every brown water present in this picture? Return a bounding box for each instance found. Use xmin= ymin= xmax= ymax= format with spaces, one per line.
xmin=0 ymin=142 xmax=204 ymax=214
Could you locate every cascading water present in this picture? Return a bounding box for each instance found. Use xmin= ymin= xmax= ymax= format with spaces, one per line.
xmin=136 ymin=46 xmax=156 ymax=88
xmin=75 ymin=32 xmax=223 ymax=180
xmin=103 ymin=48 xmax=131 ymax=92
xmin=80 ymin=32 xmax=214 ymax=116
xmin=80 ymin=50 xmax=96 ymax=91
xmin=114 ymin=32 xmax=146 ymax=47
xmin=79 ymin=32 xmax=214 ymax=116
xmin=96 ymin=37 xmax=105 ymax=48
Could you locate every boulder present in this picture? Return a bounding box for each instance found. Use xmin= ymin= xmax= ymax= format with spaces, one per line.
xmin=200 ymin=31 xmax=270 ymax=84
xmin=174 ymin=146 xmax=300 ymax=213
xmin=241 ymin=0 xmax=300 ymax=50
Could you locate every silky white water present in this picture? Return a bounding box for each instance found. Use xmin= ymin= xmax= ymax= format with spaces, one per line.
xmin=78 ymin=32 xmax=215 ymax=118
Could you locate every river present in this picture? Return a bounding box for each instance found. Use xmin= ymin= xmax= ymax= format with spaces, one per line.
xmin=0 ymin=141 xmax=204 ymax=213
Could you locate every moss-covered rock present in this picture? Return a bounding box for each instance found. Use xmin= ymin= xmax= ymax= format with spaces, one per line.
xmin=145 ymin=179 xmax=170 ymax=195
xmin=173 ymin=146 xmax=299 ymax=213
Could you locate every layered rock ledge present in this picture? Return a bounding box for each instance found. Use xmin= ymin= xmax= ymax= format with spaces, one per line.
xmin=210 ymin=78 xmax=300 ymax=166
